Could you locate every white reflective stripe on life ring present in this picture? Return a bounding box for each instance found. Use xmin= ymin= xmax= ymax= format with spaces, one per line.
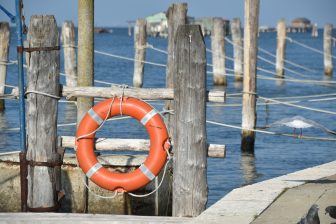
xmin=139 ymin=163 xmax=155 ymax=180
xmin=88 ymin=108 xmax=104 ymax=125
xmin=86 ymin=162 xmax=103 ymax=178
xmin=140 ymin=109 xmax=157 ymax=125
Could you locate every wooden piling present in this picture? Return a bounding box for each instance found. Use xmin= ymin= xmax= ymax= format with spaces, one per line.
xmin=311 ymin=23 xmax=318 ymax=38
xmin=324 ymin=24 xmax=333 ymax=76
xmin=173 ymin=25 xmax=207 ymax=217
xmin=78 ymin=0 xmax=94 ymax=212
xmin=276 ymin=19 xmax=286 ymax=78
xmin=26 ymin=15 xmax=60 ymax=210
xmin=241 ymin=0 xmax=259 ymax=154
xmin=133 ymin=19 xmax=147 ymax=88
xmin=0 ymin=22 xmax=10 ymax=111
xmin=231 ymin=18 xmax=243 ymax=82
xmin=61 ymin=21 xmax=77 ymax=87
xmin=165 ymin=3 xmax=187 ymax=135
xmin=211 ymin=18 xmax=227 ymax=85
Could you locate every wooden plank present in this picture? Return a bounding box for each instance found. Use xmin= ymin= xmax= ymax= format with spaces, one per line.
xmin=211 ymin=17 xmax=226 ymax=85
xmin=133 ymin=19 xmax=147 ymax=87
xmin=324 ymin=24 xmax=333 ymax=76
xmin=231 ymin=18 xmax=243 ymax=82
xmin=0 ymin=213 xmax=192 ymax=224
xmin=61 ymin=21 xmax=77 ymax=86
xmin=60 ymin=136 xmax=226 ymax=158
xmin=241 ymin=0 xmax=259 ymax=154
xmin=0 ymin=22 xmax=10 ymax=111
xmin=165 ymin=3 xmax=187 ymax=135
xmin=276 ymin=19 xmax=286 ymax=78
xmin=61 ymin=86 xmax=225 ymax=103
xmin=173 ymin=25 xmax=207 ymax=217
xmin=26 ymin=15 xmax=60 ymax=209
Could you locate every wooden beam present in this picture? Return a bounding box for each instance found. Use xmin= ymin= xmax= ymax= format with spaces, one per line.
xmin=60 ymin=136 xmax=226 ymax=158
xmin=173 ymin=25 xmax=207 ymax=217
xmin=26 ymin=15 xmax=60 ymax=210
xmin=241 ymin=0 xmax=260 ymax=154
xmin=61 ymin=86 xmax=225 ymax=103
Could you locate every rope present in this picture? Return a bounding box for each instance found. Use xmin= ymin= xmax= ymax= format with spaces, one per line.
xmin=94 ymin=49 xmax=166 ymax=67
xmin=206 ymin=48 xmax=235 ymax=62
xmin=258 ymin=47 xmax=319 ymax=74
xmin=0 ymin=150 xmax=21 ymax=156
xmin=258 ymin=96 xmax=336 ymax=115
xmin=286 ymin=37 xmax=336 ymax=59
xmin=206 ymin=120 xmax=336 ymax=141
xmin=146 ymin=44 xmax=168 ymax=54
xmin=0 ymin=60 xmax=18 ymax=66
xmin=25 ymin=90 xmax=61 ymax=100
xmin=128 ymin=148 xmax=171 ymax=198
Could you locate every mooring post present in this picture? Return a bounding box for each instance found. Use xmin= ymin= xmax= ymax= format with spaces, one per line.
xmin=173 ymin=25 xmax=207 ymax=217
xmin=0 ymin=22 xmax=10 ymax=111
xmin=78 ymin=0 xmax=94 ymax=213
xmin=165 ymin=3 xmax=187 ymax=135
xmin=231 ymin=18 xmax=243 ymax=82
xmin=241 ymin=0 xmax=259 ymax=154
xmin=211 ymin=18 xmax=226 ymax=85
xmin=312 ymin=23 xmax=318 ymax=38
xmin=61 ymin=21 xmax=77 ymax=87
xmin=133 ymin=19 xmax=147 ymax=88
xmin=276 ymin=19 xmax=286 ymax=78
xmin=324 ymin=24 xmax=333 ymax=76
xmin=26 ymin=15 xmax=60 ymax=211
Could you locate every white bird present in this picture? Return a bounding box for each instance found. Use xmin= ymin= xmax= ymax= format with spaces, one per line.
xmin=265 ymin=116 xmax=336 ymax=137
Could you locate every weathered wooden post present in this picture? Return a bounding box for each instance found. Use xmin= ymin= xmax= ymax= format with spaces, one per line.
xmin=241 ymin=0 xmax=259 ymax=154
xmin=211 ymin=18 xmax=226 ymax=85
xmin=78 ymin=0 xmax=94 ymax=212
xmin=78 ymin=0 xmax=94 ymax=123
xmin=324 ymin=24 xmax=333 ymax=76
xmin=0 ymin=22 xmax=10 ymax=111
xmin=173 ymin=24 xmax=207 ymax=217
xmin=61 ymin=21 xmax=77 ymax=86
xmin=26 ymin=15 xmax=60 ymax=211
xmin=133 ymin=19 xmax=147 ymax=87
xmin=276 ymin=19 xmax=286 ymax=78
xmin=231 ymin=18 xmax=243 ymax=82
xmin=165 ymin=3 xmax=187 ymax=134
xmin=312 ymin=23 xmax=318 ymax=38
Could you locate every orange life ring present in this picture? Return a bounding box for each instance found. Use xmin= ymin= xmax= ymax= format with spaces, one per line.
xmin=75 ymin=97 xmax=169 ymax=192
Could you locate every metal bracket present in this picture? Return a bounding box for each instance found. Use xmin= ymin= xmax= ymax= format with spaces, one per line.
xmin=17 ymin=46 xmax=60 ymax=53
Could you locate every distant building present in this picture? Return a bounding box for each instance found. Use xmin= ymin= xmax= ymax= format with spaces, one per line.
xmin=290 ymin=17 xmax=312 ymax=32
xmin=193 ymin=17 xmax=230 ymax=36
xmin=145 ymin=12 xmax=168 ymax=37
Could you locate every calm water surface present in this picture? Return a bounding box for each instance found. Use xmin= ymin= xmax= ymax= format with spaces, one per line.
xmin=1 ymin=28 xmax=336 ymax=207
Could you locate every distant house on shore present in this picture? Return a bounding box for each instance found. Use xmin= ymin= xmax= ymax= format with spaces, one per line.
xmin=145 ymin=12 xmax=168 ymax=37
xmin=289 ymin=17 xmax=312 ymax=32
xmin=145 ymin=12 xmax=225 ymax=38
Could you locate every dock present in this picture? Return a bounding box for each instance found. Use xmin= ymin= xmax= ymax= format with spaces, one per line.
xmin=1 ymin=160 xmax=335 ymax=223
xmin=193 ymin=160 xmax=336 ymax=223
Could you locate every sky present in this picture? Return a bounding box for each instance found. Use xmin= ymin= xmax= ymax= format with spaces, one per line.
xmin=0 ymin=0 xmax=335 ymax=28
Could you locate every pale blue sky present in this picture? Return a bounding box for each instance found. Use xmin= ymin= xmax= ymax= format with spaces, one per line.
xmin=0 ymin=0 xmax=335 ymax=27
